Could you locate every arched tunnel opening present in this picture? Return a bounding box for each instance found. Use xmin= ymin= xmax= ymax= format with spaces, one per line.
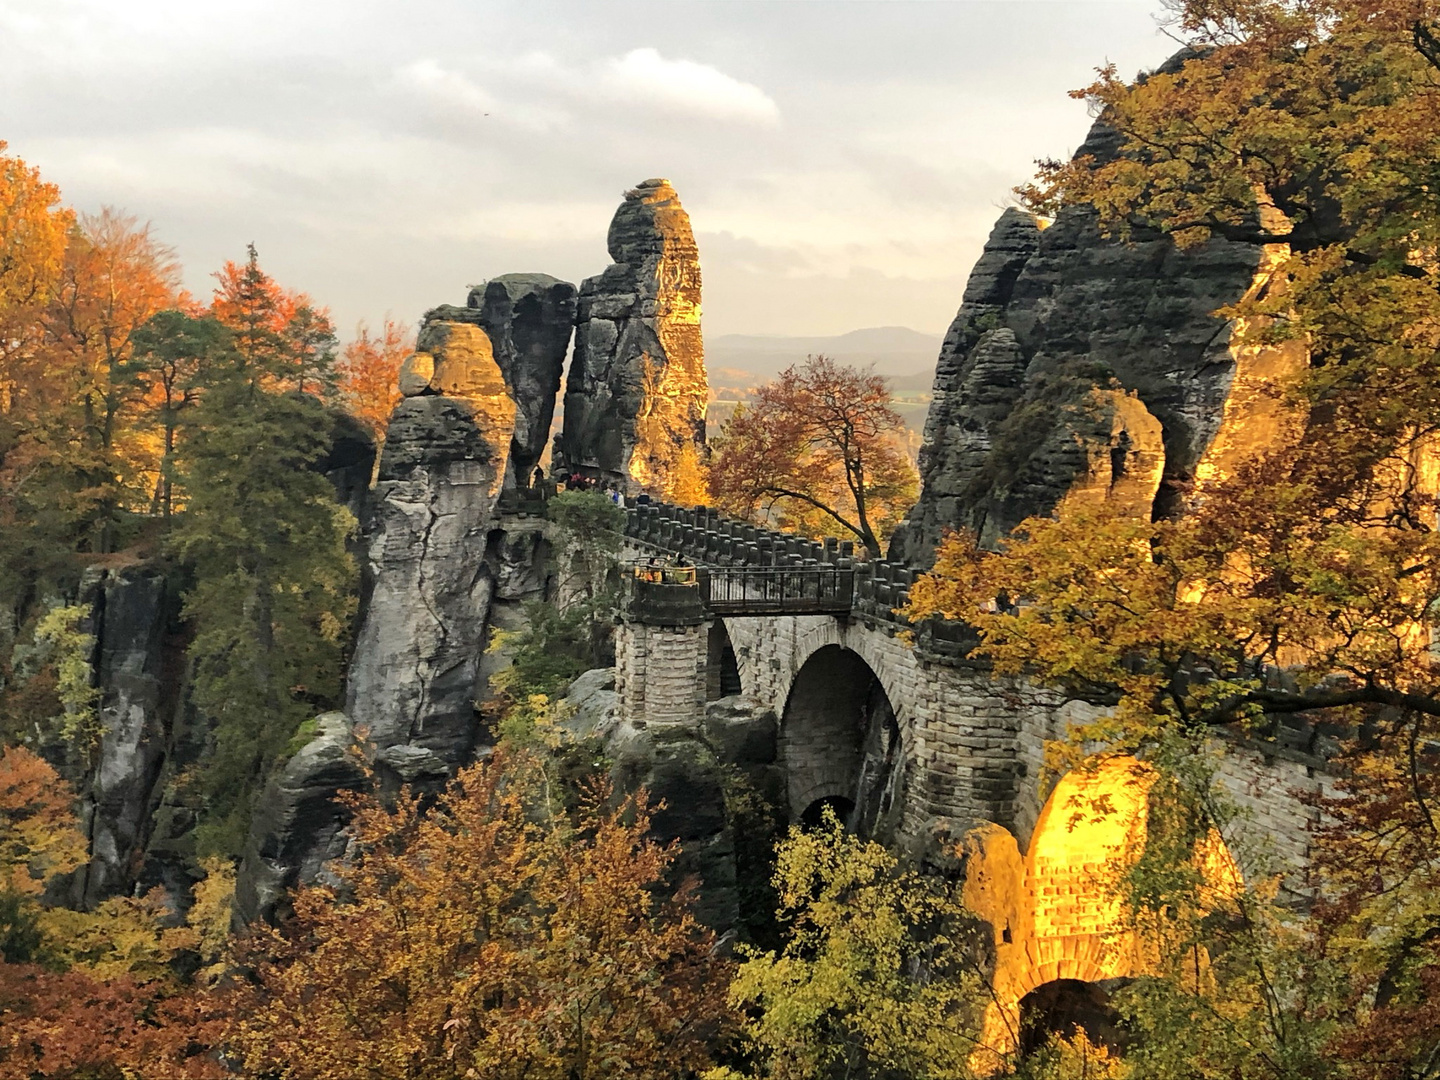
xmin=1019 ymin=978 xmax=1129 ymax=1058
xmin=707 ymin=621 xmax=742 ymax=700
xmin=800 ymin=795 xmax=855 ymax=829
xmin=781 ymin=645 xmax=903 ymax=839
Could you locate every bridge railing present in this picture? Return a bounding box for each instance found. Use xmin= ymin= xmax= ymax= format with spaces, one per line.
xmin=700 ymin=565 xmax=854 ymax=616
xmin=624 ymin=500 xmax=923 ymax=625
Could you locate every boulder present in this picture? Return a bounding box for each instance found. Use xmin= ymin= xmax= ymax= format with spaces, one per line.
xmin=234 ymin=712 xmax=367 ymax=923
xmin=702 ymin=695 xmax=777 ymax=767
xmin=557 ymin=178 xmax=707 ymax=499
xmin=559 ymin=667 xmax=619 ymax=741
xmin=398 ymin=351 xmax=435 ymax=396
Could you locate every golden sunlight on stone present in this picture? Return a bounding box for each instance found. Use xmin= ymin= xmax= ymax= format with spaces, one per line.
xmin=961 ymin=756 xmax=1239 ymax=1073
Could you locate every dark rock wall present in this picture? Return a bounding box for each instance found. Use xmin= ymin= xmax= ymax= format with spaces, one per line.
xmin=70 ymin=567 xmax=178 ymax=907
xmin=473 ymin=273 xmax=577 ymax=492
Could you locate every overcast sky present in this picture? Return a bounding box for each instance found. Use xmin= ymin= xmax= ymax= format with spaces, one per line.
xmin=1 ymin=0 xmax=1181 ymax=340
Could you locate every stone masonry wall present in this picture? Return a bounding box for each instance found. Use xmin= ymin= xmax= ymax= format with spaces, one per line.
xmin=615 ymin=620 xmax=708 ymax=730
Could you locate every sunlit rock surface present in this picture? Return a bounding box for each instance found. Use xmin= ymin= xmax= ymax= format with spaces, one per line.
xmin=558 ymin=178 xmax=707 ymax=499
xmin=891 ymin=106 xmax=1314 ymax=564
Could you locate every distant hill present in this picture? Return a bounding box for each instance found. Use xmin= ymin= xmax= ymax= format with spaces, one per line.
xmin=704 ymin=326 xmax=943 ymax=387
xmin=703 ymin=326 xmax=943 ymax=462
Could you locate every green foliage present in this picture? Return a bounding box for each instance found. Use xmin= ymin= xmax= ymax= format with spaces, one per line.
xmin=716 ymin=765 xmax=785 ymax=951
xmin=489 ymin=601 xmax=598 ymax=703
xmin=169 ymin=331 xmax=355 ymax=857
xmin=1101 ymin=740 xmax=1340 ymax=1080
xmin=128 ymin=309 xmax=232 ymax=518
xmin=719 ymin=811 xmax=985 ymax=1080
xmin=488 ymin=491 xmax=625 ymax=709
xmin=31 ymin=604 xmax=103 ymax=761
xmin=0 ymin=888 xmax=45 ymax=965
xmin=493 ymin=692 xmax=564 ymax=752
xmin=546 ymin=489 xmax=625 ymax=595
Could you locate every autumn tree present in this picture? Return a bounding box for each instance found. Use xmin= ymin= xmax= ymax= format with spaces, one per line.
xmin=211 ymin=243 xmax=337 ymax=396
xmin=717 ymin=812 xmax=986 ymax=1080
xmin=0 ymin=745 xmax=226 ymax=1078
xmin=0 ymin=141 xmax=70 ymax=419
xmin=233 ymin=749 xmax=733 ymax=1080
xmin=43 ymin=209 xmax=182 ymax=548
xmin=906 ymin=2 xmax=1440 ymax=1074
xmin=337 ymin=316 xmax=412 ymax=443
xmin=708 ymin=355 xmax=917 ymax=558
xmin=170 ymin=246 xmax=355 ymax=855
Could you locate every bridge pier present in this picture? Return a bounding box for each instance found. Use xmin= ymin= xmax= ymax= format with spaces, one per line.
xmin=615 ymin=576 xmax=709 ymax=731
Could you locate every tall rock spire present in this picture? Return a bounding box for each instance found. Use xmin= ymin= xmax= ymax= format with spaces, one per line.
xmin=557 ymin=178 xmax=708 ymax=500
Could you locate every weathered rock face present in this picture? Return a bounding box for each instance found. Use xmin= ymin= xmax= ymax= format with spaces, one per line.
xmin=69 ymin=568 xmax=177 ymax=907
xmin=345 ymin=312 xmax=517 ymax=770
xmin=345 ymin=393 xmax=504 ymax=766
xmin=472 ymin=274 xmax=577 ymax=492
xmin=234 ymin=712 xmax=367 ymax=923
xmin=558 ymin=178 xmax=707 ymax=499
xmin=893 ymin=150 xmax=1279 ymax=563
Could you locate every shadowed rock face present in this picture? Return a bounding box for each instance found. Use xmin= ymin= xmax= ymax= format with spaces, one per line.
xmin=558 ymin=178 xmax=707 ymax=498
xmin=893 ymin=140 xmax=1272 ymax=565
xmin=471 ymin=274 xmax=577 ymax=492
xmin=71 ymin=568 xmax=175 ymax=908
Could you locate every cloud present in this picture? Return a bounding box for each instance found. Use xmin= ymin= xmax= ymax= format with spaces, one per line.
xmin=394 ymin=58 xmax=497 ymax=113
xmin=600 ymin=48 xmax=780 ymax=126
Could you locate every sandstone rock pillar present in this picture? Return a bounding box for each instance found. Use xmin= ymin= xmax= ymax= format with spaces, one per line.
xmin=558 ymin=178 xmax=707 ymax=501
xmin=344 ymin=314 xmax=515 ymax=767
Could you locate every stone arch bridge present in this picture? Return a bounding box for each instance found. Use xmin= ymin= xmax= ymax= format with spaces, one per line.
xmin=616 ymin=500 xmax=1339 ymax=1057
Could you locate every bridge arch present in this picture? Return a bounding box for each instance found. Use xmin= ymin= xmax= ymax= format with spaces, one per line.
xmin=705 ymin=620 xmax=743 ymax=700
xmin=779 ymin=643 xmax=907 ymax=836
xmin=964 ymin=755 xmax=1242 ymax=1070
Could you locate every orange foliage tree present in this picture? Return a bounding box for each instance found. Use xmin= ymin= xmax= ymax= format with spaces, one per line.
xmin=337 ymin=316 xmax=412 ymax=442
xmin=707 ymin=355 xmax=917 ymax=558
xmin=904 ymin=2 xmax=1440 ymax=1075
xmin=0 ymin=745 xmax=225 ymax=1077
xmin=0 ymin=142 xmax=71 ymax=417
xmin=0 ymin=745 xmax=86 ymax=958
xmin=211 ymin=243 xmax=336 ymax=395
xmin=232 ymin=750 xmax=733 ymax=1080
xmin=48 ymin=209 xmax=182 ymax=548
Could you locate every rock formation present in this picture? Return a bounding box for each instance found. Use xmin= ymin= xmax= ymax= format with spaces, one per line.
xmin=233 ymin=712 xmax=368 ymax=923
xmin=413 ymin=274 xmax=579 ymax=494
xmin=344 ymin=313 xmax=515 ymax=769
xmin=892 ymin=112 xmax=1302 ymax=564
xmin=558 ymin=178 xmax=707 ymax=500
xmin=70 ymin=567 xmax=176 ymax=907
xmin=561 ymin=665 xmax=784 ymax=931
xmin=473 ymin=274 xmax=577 ymax=492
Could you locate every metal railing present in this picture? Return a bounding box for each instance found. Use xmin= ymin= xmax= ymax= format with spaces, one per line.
xmin=699 ymin=565 xmax=854 ymax=616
